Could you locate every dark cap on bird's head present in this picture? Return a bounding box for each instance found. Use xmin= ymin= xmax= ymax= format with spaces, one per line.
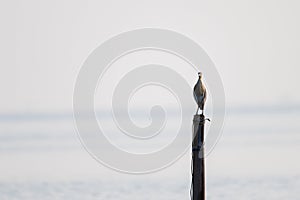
xmin=198 ymin=72 xmax=202 ymax=77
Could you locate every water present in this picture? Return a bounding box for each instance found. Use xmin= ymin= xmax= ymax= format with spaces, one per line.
xmin=0 ymin=111 xmax=299 ymax=199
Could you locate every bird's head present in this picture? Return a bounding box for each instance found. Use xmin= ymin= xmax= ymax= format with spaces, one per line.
xmin=198 ymin=72 xmax=202 ymax=78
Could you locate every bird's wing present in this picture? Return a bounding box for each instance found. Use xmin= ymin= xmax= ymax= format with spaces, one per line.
xmin=193 ymin=90 xmax=198 ymax=102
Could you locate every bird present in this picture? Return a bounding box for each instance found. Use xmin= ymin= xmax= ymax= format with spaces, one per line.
xmin=193 ymin=72 xmax=207 ymax=115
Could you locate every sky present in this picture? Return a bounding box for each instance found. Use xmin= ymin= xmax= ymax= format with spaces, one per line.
xmin=1 ymin=0 xmax=300 ymax=113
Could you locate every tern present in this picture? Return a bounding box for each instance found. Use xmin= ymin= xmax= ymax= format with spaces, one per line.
xmin=193 ymin=72 xmax=207 ymax=115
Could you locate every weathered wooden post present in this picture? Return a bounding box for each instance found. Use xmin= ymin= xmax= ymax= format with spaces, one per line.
xmin=192 ymin=114 xmax=206 ymax=200
xmin=191 ymin=72 xmax=207 ymax=200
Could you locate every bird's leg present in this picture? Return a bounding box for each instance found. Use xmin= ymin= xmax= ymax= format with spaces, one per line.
xmin=201 ymin=109 xmax=204 ymax=115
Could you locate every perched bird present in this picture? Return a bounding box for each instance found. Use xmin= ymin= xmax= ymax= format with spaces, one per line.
xmin=193 ymin=72 xmax=207 ymax=115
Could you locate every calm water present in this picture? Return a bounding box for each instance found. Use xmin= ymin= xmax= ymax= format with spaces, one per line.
xmin=0 ymin=111 xmax=299 ymax=199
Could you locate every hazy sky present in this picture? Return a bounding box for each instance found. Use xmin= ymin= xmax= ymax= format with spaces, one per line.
xmin=1 ymin=0 xmax=300 ymax=112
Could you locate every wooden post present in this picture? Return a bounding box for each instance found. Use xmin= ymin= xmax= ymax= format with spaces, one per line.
xmin=192 ymin=114 xmax=205 ymax=200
